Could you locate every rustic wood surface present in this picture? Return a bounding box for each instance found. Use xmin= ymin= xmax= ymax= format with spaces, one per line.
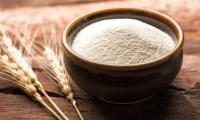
xmin=0 ymin=0 xmax=200 ymax=120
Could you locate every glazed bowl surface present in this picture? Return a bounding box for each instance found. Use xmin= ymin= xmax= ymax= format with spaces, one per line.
xmin=62 ymin=8 xmax=184 ymax=103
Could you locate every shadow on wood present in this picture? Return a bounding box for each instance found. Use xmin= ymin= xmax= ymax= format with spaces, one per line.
xmin=90 ymin=90 xmax=200 ymax=120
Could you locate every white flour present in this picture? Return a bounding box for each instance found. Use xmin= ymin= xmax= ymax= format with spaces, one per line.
xmin=72 ymin=19 xmax=175 ymax=65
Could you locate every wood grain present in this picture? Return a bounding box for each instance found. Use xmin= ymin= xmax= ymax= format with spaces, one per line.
xmin=0 ymin=0 xmax=200 ymax=120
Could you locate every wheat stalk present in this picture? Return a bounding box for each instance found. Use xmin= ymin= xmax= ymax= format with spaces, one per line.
xmin=33 ymin=25 xmax=84 ymax=120
xmin=0 ymin=27 xmax=67 ymax=120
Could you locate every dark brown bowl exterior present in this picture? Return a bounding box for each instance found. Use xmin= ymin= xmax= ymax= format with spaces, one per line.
xmin=62 ymin=8 xmax=184 ymax=103
xmin=63 ymin=49 xmax=183 ymax=103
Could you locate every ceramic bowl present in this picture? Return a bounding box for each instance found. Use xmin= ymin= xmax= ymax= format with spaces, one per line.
xmin=62 ymin=8 xmax=184 ymax=104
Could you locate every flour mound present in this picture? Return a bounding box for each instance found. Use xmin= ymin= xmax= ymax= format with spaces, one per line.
xmin=72 ymin=19 xmax=175 ymax=65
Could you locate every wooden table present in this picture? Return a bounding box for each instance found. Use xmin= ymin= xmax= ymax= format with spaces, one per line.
xmin=0 ymin=0 xmax=200 ymax=119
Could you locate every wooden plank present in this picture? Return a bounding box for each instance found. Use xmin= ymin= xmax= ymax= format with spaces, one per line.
xmin=1 ymin=91 xmax=200 ymax=120
xmin=0 ymin=0 xmax=123 ymax=8
xmin=0 ymin=55 xmax=200 ymax=120
xmin=0 ymin=0 xmax=200 ymax=119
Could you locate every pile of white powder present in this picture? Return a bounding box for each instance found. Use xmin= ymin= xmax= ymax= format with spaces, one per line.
xmin=72 ymin=19 xmax=175 ymax=65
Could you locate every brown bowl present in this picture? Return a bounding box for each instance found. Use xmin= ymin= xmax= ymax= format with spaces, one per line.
xmin=62 ymin=8 xmax=184 ymax=104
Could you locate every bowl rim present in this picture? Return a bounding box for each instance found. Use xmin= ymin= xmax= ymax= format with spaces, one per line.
xmin=62 ymin=8 xmax=184 ymax=71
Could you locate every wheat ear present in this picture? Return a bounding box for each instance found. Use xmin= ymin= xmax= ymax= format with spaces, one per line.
xmin=42 ymin=46 xmax=84 ymax=120
xmin=0 ymin=31 xmax=62 ymax=120
xmin=4 ymin=24 xmax=70 ymax=120
xmin=34 ymin=24 xmax=84 ymax=120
